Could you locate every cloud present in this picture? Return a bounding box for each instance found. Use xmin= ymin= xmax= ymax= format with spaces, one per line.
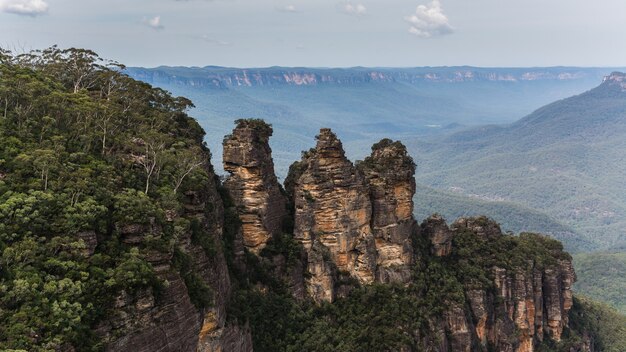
xmin=341 ymin=1 xmax=366 ymax=17
xmin=276 ymin=4 xmax=298 ymax=13
xmin=0 ymin=0 xmax=48 ymax=16
xmin=405 ymin=0 xmax=454 ymax=38
xmin=143 ymin=16 xmax=164 ymax=30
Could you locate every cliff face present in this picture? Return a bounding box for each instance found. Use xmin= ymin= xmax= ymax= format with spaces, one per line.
xmin=358 ymin=139 xmax=416 ymax=283
xmin=288 ymin=129 xmax=376 ymax=302
xmin=422 ymin=216 xmax=578 ymax=352
xmin=99 ymin=152 xmax=252 ymax=352
xmin=223 ymin=119 xmax=288 ymax=255
xmin=127 ymin=67 xmax=600 ymax=90
xmin=99 ymin=122 xmax=582 ymax=352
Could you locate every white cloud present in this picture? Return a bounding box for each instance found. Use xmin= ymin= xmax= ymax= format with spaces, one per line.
xmin=0 ymin=0 xmax=48 ymax=16
xmin=143 ymin=16 xmax=164 ymax=30
xmin=342 ymin=1 xmax=366 ymax=17
xmin=405 ymin=0 xmax=454 ymax=38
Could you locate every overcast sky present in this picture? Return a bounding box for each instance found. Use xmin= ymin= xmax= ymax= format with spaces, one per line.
xmin=1 ymin=0 xmax=625 ymax=68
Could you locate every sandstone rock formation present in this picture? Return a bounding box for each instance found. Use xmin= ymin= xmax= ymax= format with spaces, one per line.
xmin=288 ymin=128 xmax=376 ymax=301
xmin=223 ymin=119 xmax=288 ymax=254
xmin=423 ymin=216 xmax=578 ymax=352
xmin=97 ymin=122 xmax=581 ymax=352
xmin=421 ymin=214 xmax=454 ymax=256
xmin=358 ymin=138 xmax=415 ymax=283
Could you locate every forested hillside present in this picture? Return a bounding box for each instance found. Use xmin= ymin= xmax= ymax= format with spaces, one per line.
xmin=0 ymin=47 xmax=230 ymax=350
xmin=411 ymin=74 xmax=626 ymax=251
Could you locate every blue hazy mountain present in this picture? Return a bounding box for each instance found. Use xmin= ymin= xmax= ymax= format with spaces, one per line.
xmin=126 ymin=66 xmax=624 ymax=252
xmin=126 ymin=66 xmax=620 ymax=177
xmin=410 ymin=72 xmax=626 ymax=252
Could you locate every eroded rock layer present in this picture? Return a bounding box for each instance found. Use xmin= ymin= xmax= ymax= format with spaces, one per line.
xmin=423 ymin=215 xmax=578 ymax=352
xmin=288 ymin=128 xmax=376 ymax=301
xmin=223 ymin=119 xmax=288 ymax=254
xmin=100 ymin=151 xmax=252 ymax=352
xmin=358 ymin=139 xmax=416 ymax=283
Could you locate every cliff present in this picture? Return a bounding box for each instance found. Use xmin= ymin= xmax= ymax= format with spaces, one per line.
xmin=223 ymin=123 xmax=585 ymax=352
xmin=358 ymin=139 xmax=416 ymax=284
xmin=96 ymin=151 xmax=253 ymax=352
xmin=421 ymin=216 xmax=578 ymax=352
xmin=223 ymin=119 xmax=288 ymax=255
xmin=126 ymin=66 xmax=607 ymax=89
xmin=287 ymin=128 xmax=376 ymax=302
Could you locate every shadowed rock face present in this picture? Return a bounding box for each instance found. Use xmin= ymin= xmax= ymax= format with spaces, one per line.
xmin=223 ymin=119 xmax=288 ymax=254
xmin=289 ymin=128 xmax=376 ymax=302
xmin=421 ymin=214 xmax=454 ymax=256
xmin=358 ymin=139 xmax=416 ymax=283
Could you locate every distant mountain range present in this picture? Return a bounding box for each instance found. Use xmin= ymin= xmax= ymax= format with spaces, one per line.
xmin=411 ymin=72 xmax=626 ymax=251
xmin=128 ymin=66 xmax=620 ymax=87
xmin=126 ymin=66 xmax=623 ymax=177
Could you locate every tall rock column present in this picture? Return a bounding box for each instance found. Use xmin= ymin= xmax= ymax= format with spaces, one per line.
xmin=358 ymin=139 xmax=415 ymax=283
xmin=223 ymin=119 xmax=288 ymax=255
xmin=287 ymin=128 xmax=376 ymax=302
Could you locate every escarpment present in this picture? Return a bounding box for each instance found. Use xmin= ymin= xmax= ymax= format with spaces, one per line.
xmin=97 ymin=122 xmax=582 ymax=352
xmin=99 ymin=151 xmax=252 ymax=352
xmin=223 ymin=119 xmax=288 ymax=255
xmin=0 ymin=48 xmax=600 ymax=352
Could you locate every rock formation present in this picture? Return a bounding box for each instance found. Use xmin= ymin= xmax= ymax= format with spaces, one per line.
xmin=422 ymin=215 xmax=578 ymax=352
xmin=358 ymin=138 xmax=415 ymax=283
xmin=223 ymin=119 xmax=288 ymax=254
xmin=98 ymin=122 xmax=581 ymax=352
xmin=287 ymin=128 xmax=376 ymax=302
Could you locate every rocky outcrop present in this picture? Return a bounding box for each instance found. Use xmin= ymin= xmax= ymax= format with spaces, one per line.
xmin=288 ymin=128 xmax=376 ymax=302
xmin=100 ymin=151 xmax=252 ymax=352
xmin=423 ymin=216 xmax=577 ymax=352
xmin=358 ymin=139 xmax=415 ymax=283
xmin=223 ymin=119 xmax=288 ymax=254
xmin=421 ymin=214 xmax=454 ymax=256
xmin=97 ymin=122 xmax=581 ymax=352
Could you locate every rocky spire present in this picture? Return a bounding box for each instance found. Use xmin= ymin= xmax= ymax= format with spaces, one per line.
xmin=358 ymin=138 xmax=416 ymax=283
xmin=288 ymin=128 xmax=376 ymax=302
xmin=223 ymin=119 xmax=288 ymax=254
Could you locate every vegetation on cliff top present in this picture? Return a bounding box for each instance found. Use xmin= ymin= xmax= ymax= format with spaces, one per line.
xmin=0 ymin=47 xmax=214 ymax=351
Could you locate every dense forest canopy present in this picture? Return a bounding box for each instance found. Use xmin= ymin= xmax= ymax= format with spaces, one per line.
xmin=0 ymin=47 xmax=214 ymax=350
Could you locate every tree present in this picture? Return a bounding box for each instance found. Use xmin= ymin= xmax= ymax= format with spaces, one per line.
xmin=169 ymin=146 xmax=206 ymax=194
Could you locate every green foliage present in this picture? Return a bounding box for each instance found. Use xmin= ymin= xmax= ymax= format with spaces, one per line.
xmin=172 ymin=248 xmax=213 ymax=309
xmin=573 ymin=252 xmax=626 ymax=314
xmin=567 ymin=295 xmax=626 ymax=352
xmin=0 ymin=47 xmax=215 ymax=351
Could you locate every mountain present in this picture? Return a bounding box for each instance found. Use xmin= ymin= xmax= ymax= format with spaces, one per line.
xmin=125 ymin=66 xmax=621 ymax=176
xmin=1 ymin=49 xmax=621 ymax=351
xmin=411 ymin=72 xmax=626 ymax=251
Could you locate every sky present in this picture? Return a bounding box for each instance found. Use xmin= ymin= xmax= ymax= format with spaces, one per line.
xmin=1 ymin=0 xmax=625 ymax=68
